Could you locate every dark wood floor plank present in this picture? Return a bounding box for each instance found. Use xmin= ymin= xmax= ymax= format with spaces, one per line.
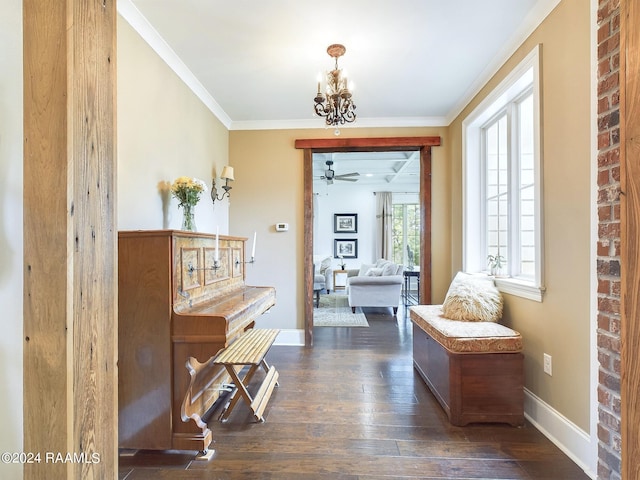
xmin=211 ymin=436 xmax=401 ymax=456
xmin=188 ymin=452 xmax=528 ymax=478
xmin=119 ymin=306 xmax=590 ymax=479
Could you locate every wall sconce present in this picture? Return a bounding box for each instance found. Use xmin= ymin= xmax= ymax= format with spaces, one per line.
xmin=211 ymin=166 xmax=234 ymax=203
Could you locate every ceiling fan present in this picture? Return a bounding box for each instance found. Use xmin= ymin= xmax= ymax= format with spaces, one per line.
xmin=319 ymin=160 xmax=359 ymax=185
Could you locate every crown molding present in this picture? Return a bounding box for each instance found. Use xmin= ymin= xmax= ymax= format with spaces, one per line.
xmin=229 ymin=116 xmax=448 ymax=131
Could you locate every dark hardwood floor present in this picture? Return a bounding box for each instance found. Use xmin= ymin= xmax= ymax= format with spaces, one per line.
xmin=119 ymin=306 xmax=590 ymax=479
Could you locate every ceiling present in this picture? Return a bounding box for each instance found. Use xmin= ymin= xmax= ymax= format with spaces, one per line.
xmin=313 ymin=151 xmax=420 ymax=187
xmin=122 ymin=0 xmax=559 ymax=130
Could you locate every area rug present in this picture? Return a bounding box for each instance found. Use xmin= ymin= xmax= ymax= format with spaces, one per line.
xmin=318 ymin=292 xmax=349 ymax=309
xmin=314 ymin=293 xmax=369 ymax=327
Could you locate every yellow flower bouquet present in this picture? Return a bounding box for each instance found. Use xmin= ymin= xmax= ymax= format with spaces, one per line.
xmin=171 ymin=176 xmax=207 ymax=231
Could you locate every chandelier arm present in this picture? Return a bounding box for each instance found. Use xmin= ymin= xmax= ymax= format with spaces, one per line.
xmin=343 ymin=110 xmax=356 ymax=123
xmin=314 ymin=101 xmax=327 ymax=117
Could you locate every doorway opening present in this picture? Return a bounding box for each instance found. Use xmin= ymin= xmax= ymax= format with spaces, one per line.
xmin=312 ymin=150 xmax=420 ymax=282
xmin=296 ymin=136 xmax=441 ymax=346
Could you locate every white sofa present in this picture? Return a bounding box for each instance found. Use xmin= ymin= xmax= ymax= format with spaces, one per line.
xmin=347 ymin=259 xmax=404 ymax=314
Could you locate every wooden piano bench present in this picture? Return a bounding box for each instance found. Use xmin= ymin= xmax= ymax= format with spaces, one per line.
xmin=214 ymin=328 xmax=280 ymax=423
xmin=410 ymin=305 xmax=524 ymax=427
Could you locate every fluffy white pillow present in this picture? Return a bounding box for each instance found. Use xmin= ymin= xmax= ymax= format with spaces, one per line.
xmin=442 ymin=273 xmax=503 ymax=322
xmin=365 ymin=267 xmax=384 ymax=276
xmin=381 ymin=262 xmax=397 ymax=276
xmin=358 ymin=263 xmax=375 ymax=276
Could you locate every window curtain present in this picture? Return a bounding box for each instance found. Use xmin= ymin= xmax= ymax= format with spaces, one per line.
xmin=375 ymin=192 xmax=393 ymax=260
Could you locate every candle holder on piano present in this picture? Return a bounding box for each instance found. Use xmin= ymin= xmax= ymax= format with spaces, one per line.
xmin=235 ymin=256 xmax=255 ymax=267
xmin=187 ymin=260 xmax=221 ymax=277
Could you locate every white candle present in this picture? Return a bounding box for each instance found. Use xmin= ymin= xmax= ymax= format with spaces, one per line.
xmin=251 ymin=231 xmax=257 ymax=258
xmin=215 ymin=226 xmax=219 ymax=261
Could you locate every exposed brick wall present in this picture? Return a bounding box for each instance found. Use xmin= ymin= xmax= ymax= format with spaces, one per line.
xmin=597 ymin=0 xmax=622 ymax=478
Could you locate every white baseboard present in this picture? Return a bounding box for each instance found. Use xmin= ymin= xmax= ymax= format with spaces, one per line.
xmin=273 ymin=329 xmax=305 ymax=346
xmin=524 ymin=388 xmax=596 ymax=479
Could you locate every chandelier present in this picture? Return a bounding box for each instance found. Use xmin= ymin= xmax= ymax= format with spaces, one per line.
xmin=313 ymin=44 xmax=356 ymax=129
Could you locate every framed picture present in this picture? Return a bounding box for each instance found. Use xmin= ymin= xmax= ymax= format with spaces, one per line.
xmin=334 ymin=239 xmax=358 ymax=259
xmin=334 ymin=213 xmax=358 ymax=233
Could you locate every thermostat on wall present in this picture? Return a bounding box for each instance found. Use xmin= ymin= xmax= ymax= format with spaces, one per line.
xmin=275 ymin=223 xmax=289 ymax=232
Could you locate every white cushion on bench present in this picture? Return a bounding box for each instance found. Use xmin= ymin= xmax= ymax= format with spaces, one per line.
xmin=410 ymin=305 xmax=522 ymax=354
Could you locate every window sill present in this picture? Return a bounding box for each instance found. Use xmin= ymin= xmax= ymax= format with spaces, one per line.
xmin=493 ymin=277 xmax=545 ymax=302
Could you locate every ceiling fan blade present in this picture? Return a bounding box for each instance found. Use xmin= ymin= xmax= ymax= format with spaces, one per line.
xmin=335 ymin=177 xmax=358 ymax=182
xmin=335 ymin=172 xmax=359 ymax=178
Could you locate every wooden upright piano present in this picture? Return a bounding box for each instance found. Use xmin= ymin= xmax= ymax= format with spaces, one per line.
xmin=117 ymin=230 xmax=276 ymax=452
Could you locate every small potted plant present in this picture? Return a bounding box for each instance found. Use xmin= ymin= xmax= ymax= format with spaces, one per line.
xmin=487 ymin=254 xmax=505 ymax=276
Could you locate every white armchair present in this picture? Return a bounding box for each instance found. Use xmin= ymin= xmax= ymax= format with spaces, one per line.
xmin=313 ymin=254 xmax=333 ymax=293
xmin=313 ymin=264 xmax=326 ymax=308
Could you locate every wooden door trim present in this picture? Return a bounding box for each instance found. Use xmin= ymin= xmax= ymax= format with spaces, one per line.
xmin=296 ymin=136 xmax=441 ymax=346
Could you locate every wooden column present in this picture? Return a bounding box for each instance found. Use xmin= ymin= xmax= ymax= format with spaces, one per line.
xmin=621 ymin=1 xmax=640 ymax=477
xmin=23 ymin=1 xmax=117 ymax=478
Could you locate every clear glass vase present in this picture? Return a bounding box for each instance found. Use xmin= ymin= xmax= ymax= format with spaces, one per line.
xmin=181 ymin=204 xmax=197 ymax=232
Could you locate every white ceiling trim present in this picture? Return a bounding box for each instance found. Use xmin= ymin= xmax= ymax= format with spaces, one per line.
xmin=230 ymin=115 xmax=449 ymax=131
xmin=117 ymin=0 xmax=232 ymax=129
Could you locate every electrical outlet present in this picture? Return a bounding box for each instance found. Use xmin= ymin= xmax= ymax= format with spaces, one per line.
xmin=543 ymin=353 xmax=552 ymax=376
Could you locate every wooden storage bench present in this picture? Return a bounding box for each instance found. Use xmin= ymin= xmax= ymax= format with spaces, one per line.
xmin=410 ymin=305 xmax=524 ymax=427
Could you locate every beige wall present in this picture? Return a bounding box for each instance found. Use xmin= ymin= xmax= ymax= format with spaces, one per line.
xmin=449 ymin=0 xmax=591 ymax=430
xmin=117 ymin=18 xmax=230 ymax=233
xmin=229 ymin=127 xmax=450 ymax=331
